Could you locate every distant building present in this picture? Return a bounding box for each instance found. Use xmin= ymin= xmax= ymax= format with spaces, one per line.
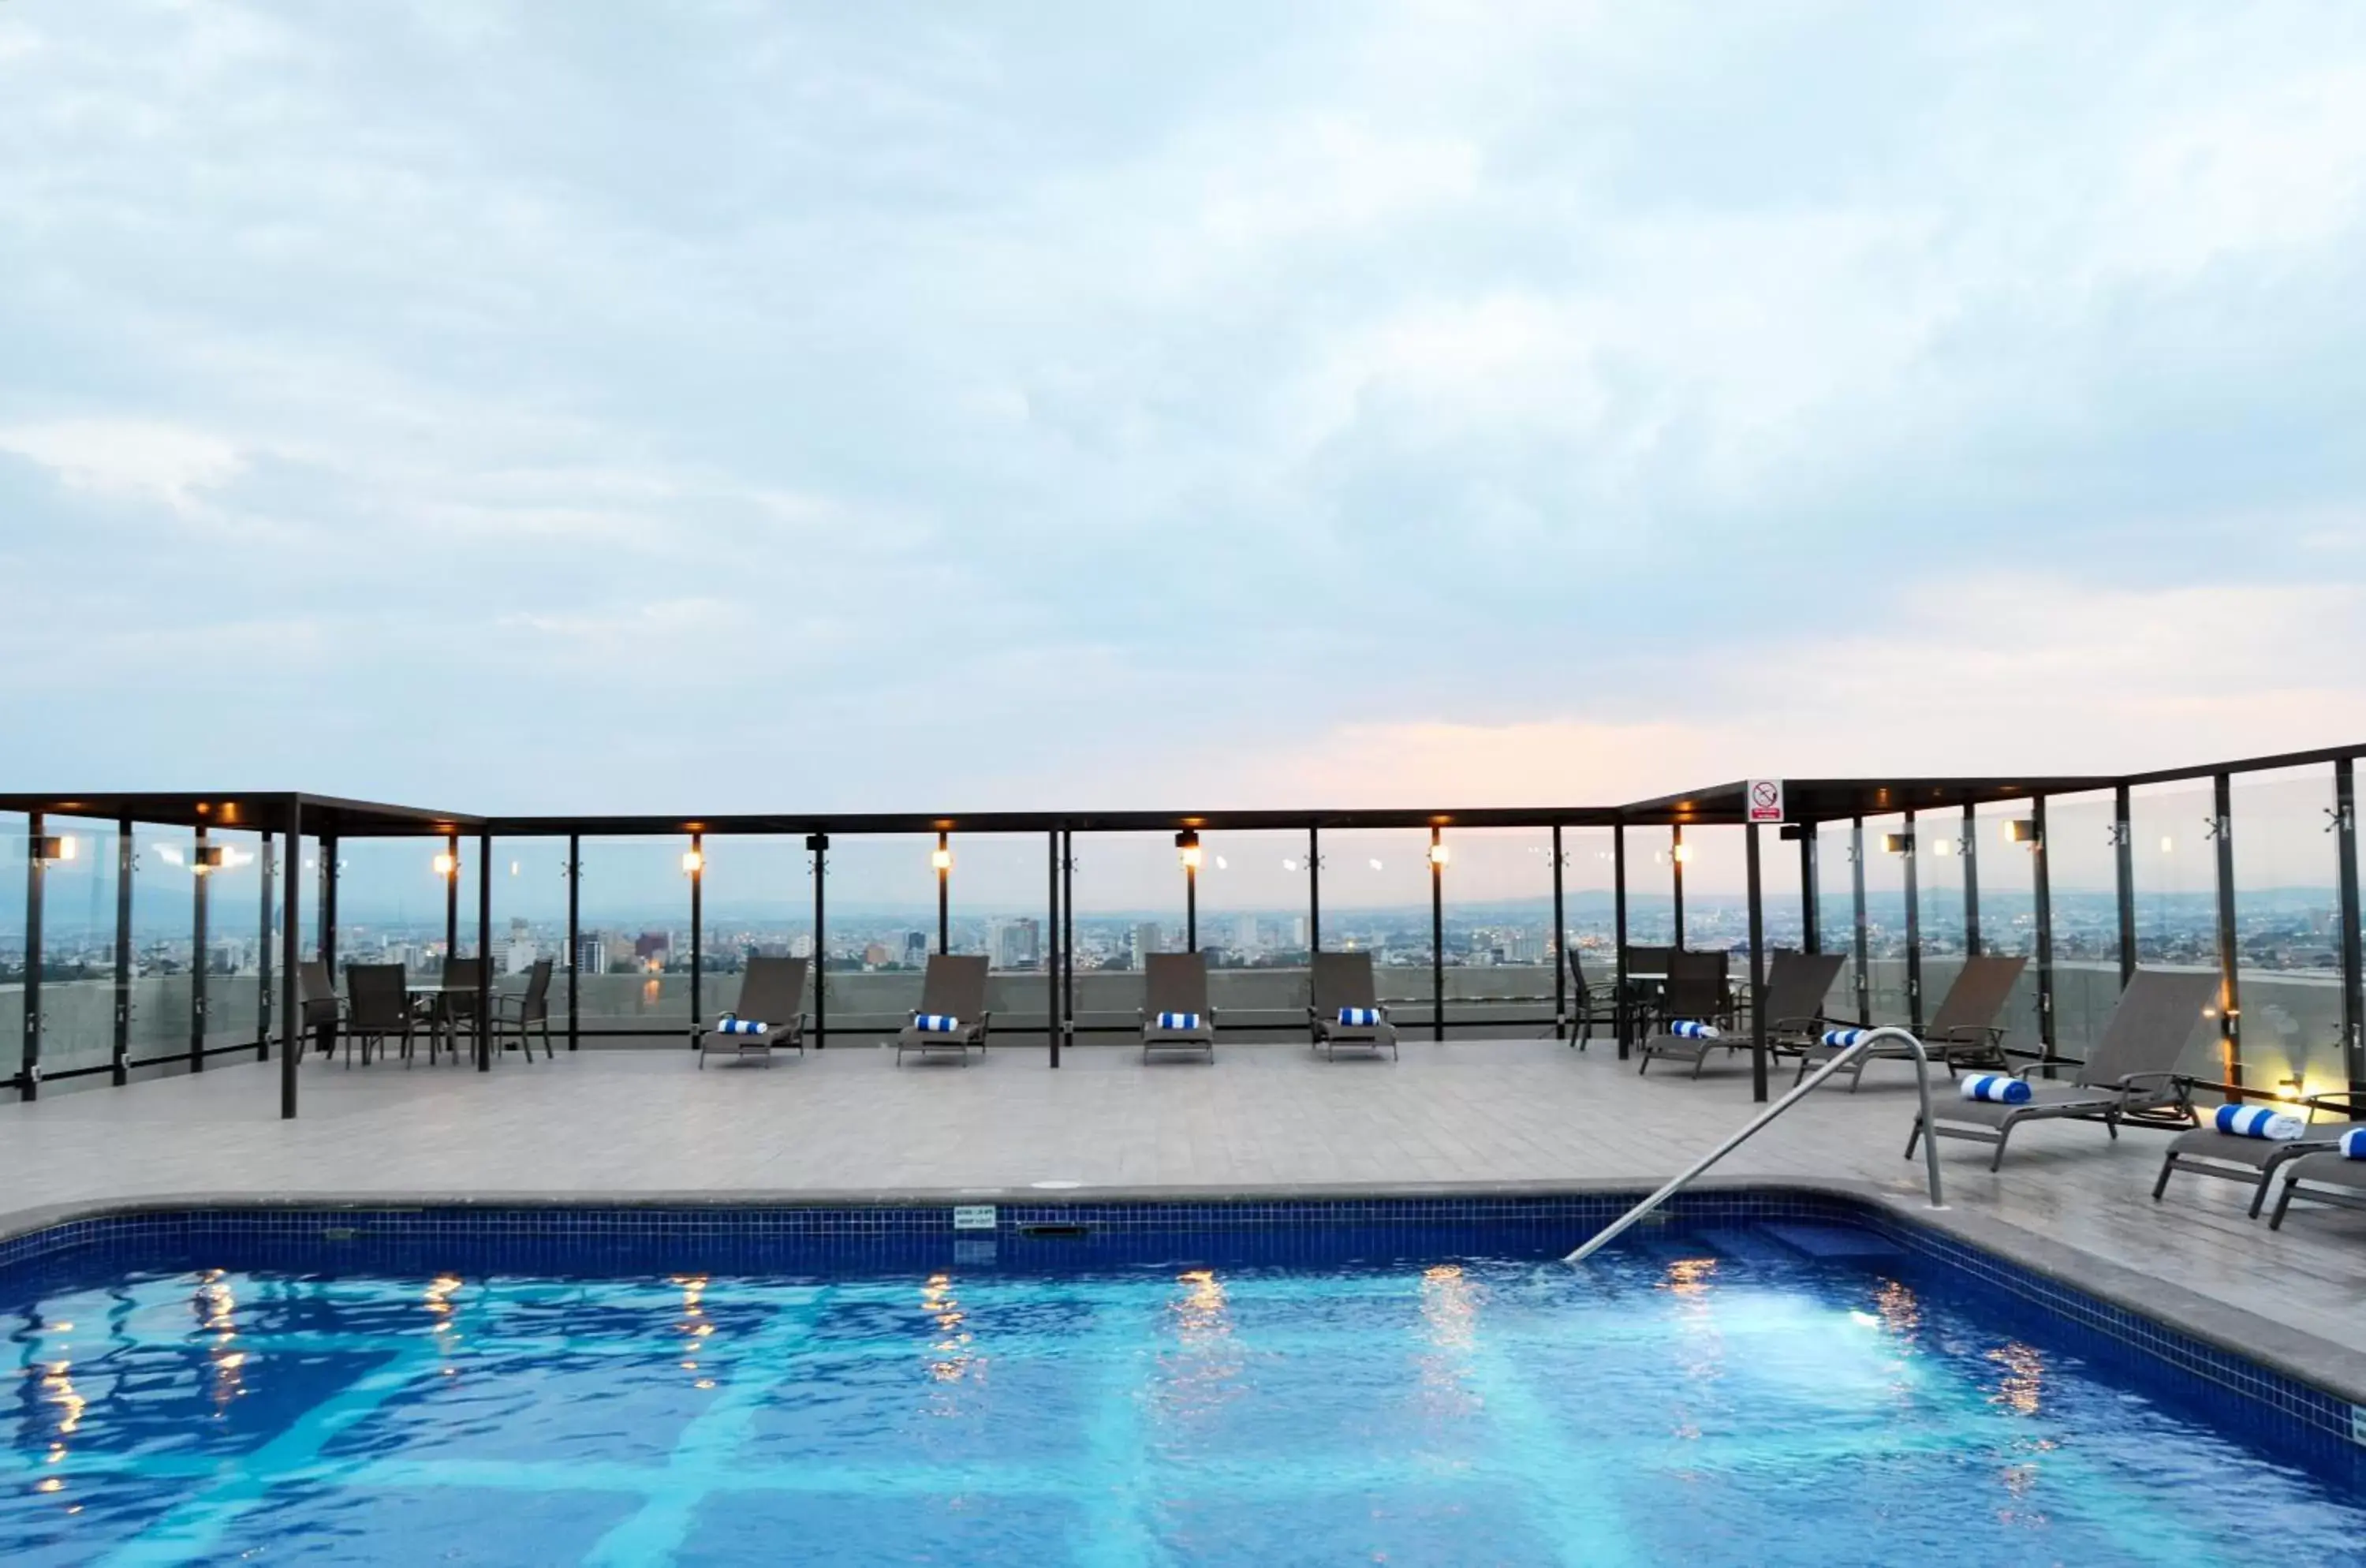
xmin=575 ymin=935 xmax=606 ymax=975
xmin=1288 ymin=916 xmax=1309 ymax=950
xmin=789 ymin=933 xmax=814 ymax=958
xmin=904 ymin=931 xmax=928 ymax=964
xmin=990 ymin=917 xmax=1041 ymax=970
xmin=1232 ymin=913 xmax=1260 ymax=955
xmin=863 ymin=942 xmax=893 ymax=969
xmin=1130 ymin=921 xmax=1162 ymax=969
xmin=634 ymin=931 xmax=670 ymax=963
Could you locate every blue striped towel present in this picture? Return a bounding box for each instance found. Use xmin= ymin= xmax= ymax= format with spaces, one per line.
xmin=1820 ymin=1028 xmax=1868 ymax=1048
xmin=1668 ymin=1021 xmax=1718 ymax=1040
xmin=1960 ymin=1073 xmax=2032 ymax=1104
xmin=1155 ymin=1011 xmax=1202 ymax=1030
xmin=715 ymin=1014 xmax=769 ymax=1036
xmin=912 ymin=1014 xmax=962 ymax=1033
xmin=2213 ymin=1103 xmax=2304 ymax=1141
xmin=2342 ymin=1129 xmax=2366 ymax=1159
xmin=1337 ymin=1007 xmax=1382 ymax=1027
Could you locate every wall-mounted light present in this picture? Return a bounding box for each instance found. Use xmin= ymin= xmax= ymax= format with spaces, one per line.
xmin=32 ymin=834 xmax=75 ymax=864
xmin=681 ymin=849 xmax=704 ymax=875
xmin=1176 ymin=830 xmax=1202 ymax=870
xmin=931 ymin=846 xmax=953 ymax=872
xmin=2159 ymin=835 xmax=2175 ymax=855
xmin=2005 ymin=819 xmax=2040 ymax=846
xmin=805 ymin=833 xmax=830 ymax=853
xmin=192 ymin=844 xmax=226 ymax=874
xmin=1931 ymin=838 xmax=1955 ymax=857
xmin=1428 ymin=841 xmax=1450 ymax=868
xmin=1880 ymin=832 xmax=1913 ymax=855
xmin=1670 ymin=843 xmax=1691 ymax=864
xmin=432 ymin=851 xmax=459 ymax=880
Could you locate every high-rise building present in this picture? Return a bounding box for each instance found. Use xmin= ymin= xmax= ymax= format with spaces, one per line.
xmin=1232 ymin=913 xmax=1260 ymax=955
xmin=789 ymin=933 xmax=814 ymax=958
xmin=575 ymin=934 xmax=606 ymax=975
xmin=1288 ymin=916 xmax=1309 ymax=950
xmin=904 ymin=931 xmax=928 ymax=964
xmin=990 ymin=917 xmax=1041 ymax=970
xmin=505 ymin=917 xmax=539 ymax=976
xmin=1130 ymin=921 xmax=1162 ymax=969
xmin=863 ymin=942 xmax=893 ymax=969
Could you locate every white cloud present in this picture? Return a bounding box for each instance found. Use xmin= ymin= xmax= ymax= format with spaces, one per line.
xmin=0 ymin=420 xmax=244 ymax=514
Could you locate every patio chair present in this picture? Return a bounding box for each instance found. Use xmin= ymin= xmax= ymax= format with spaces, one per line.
xmin=430 ymin=957 xmax=486 ymax=1063
xmin=1566 ymin=948 xmax=1619 ymax=1049
xmin=299 ymin=960 xmax=342 ymax=1058
xmin=1638 ymin=951 xmax=1842 ymax=1079
xmin=1309 ymin=951 xmax=1398 ymax=1060
xmin=493 ymin=958 xmax=557 ymax=1063
xmin=2155 ymin=1094 xmax=2364 ymax=1218
xmin=1792 ymin=954 xmax=2028 ymax=1091
xmin=895 ymin=954 xmax=991 ymax=1066
xmin=341 ymin=963 xmax=416 ymax=1068
xmin=1140 ymin=952 xmax=1217 ymax=1061
xmin=2268 ymin=1142 xmax=2366 ymax=1230
xmin=1905 ymin=969 xmax=2219 ymax=1172
xmin=696 ymin=955 xmax=808 ymax=1070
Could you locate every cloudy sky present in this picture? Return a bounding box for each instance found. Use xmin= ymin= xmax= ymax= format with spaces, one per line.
xmin=3 ymin=0 xmax=2363 ymax=819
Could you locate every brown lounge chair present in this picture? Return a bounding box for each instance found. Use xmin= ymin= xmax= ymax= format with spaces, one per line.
xmin=1638 ymin=951 xmax=1845 ymax=1079
xmin=1793 ymin=953 xmax=2028 ymax=1090
xmin=1141 ymin=952 xmax=1216 ymax=1061
xmin=2269 ymin=1142 xmax=2366 ymax=1230
xmin=1906 ymin=969 xmax=2219 ymax=1171
xmin=299 ymin=959 xmax=343 ymax=1058
xmin=339 ymin=963 xmax=417 ymax=1067
xmin=1309 ymin=952 xmax=1398 ymax=1060
xmin=696 ymin=955 xmax=808 ymax=1069
xmin=895 ymin=954 xmax=992 ymax=1066
xmin=2155 ymin=1094 xmax=2364 ymax=1218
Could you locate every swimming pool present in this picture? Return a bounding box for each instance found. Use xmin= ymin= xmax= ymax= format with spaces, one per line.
xmin=5 ymin=1197 xmax=2364 ymax=1566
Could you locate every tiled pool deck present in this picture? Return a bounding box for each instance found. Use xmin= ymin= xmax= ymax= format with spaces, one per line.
xmin=6 ymin=1038 xmax=2365 ymax=1402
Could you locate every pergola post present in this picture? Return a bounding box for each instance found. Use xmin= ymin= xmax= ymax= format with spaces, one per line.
xmin=1747 ymin=820 xmax=1767 ymax=1103
xmin=2032 ymin=795 xmax=2057 ymax=1078
xmin=1612 ymin=823 xmax=1630 ymax=1058
xmin=475 ymin=829 xmax=491 ymax=1070
xmin=2336 ymin=760 xmax=2362 ymax=1098
xmin=278 ymin=799 xmax=301 ymax=1119
xmin=111 ymin=817 xmax=132 ymax=1087
xmin=566 ymin=833 xmax=581 ymax=1051
xmin=1901 ymin=809 xmax=1923 ymax=1032
xmin=1961 ymin=803 xmax=1981 ymax=958
xmin=2212 ymin=773 xmax=2241 ymax=1096
xmin=1046 ymin=828 xmax=1061 ymax=1066
xmin=21 ymin=812 xmax=43 ymax=1101
xmin=1550 ymin=823 xmax=1567 ymax=1040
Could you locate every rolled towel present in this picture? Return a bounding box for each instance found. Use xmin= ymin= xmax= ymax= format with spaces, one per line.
xmin=714 ymin=1014 xmax=770 ymax=1036
xmin=1820 ymin=1028 xmax=1869 ymax=1049
xmin=2213 ymin=1103 xmax=2304 ymax=1141
xmin=912 ymin=1014 xmax=962 ymax=1033
xmin=2342 ymin=1129 xmax=2366 ymax=1160
xmin=1667 ymin=1021 xmax=1719 ymax=1040
xmin=1337 ymin=1006 xmax=1383 ymax=1027
xmin=1155 ymin=1011 xmax=1203 ymax=1030
xmin=1960 ymin=1073 xmax=2032 ymax=1104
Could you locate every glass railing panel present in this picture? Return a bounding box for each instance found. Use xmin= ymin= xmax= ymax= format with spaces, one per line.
xmin=695 ymin=834 xmax=812 ymax=1033
xmin=487 ymin=834 xmax=572 ymax=1049
xmin=577 ymin=835 xmax=692 ymax=1042
xmin=2228 ymin=765 xmax=2345 ymax=1100
xmin=1317 ymin=829 xmax=1436 ymax=1025
xmin=1972 ymin=801 xmax=2043 ymax=1056
xmin=943 ymin=832 xmax=1050 ymax=1043
xmin=818 ymin=833 xmax=939 ymax=1040
xmin=1441 ymin=827 xmax=1555 ymax=1036
xmin=1 ymin=812 xmax=29 ymax=1085
xmin=2043 ymin=789 xmax=2123 ymax=1054
xmin=2130 ymin=779 xmax=2225 ymax=1081
xmin=1860 ymin=813 xmax=1910 ymax=1025
xmin=195 ymin=828 xmax=268 ymax=1058
xmin=1625 ymin=828 xmax=1677 ymax=946
xmin=1560 ymin=826 xmax=1618 ymax=985
xmin=1063 ymin=832 xmax=1178 ymax=1041
xmin=334 ymin=836 xmax=454 ymax=977
xmin=29 ymin=816 xmax=118 ymax=1080
xmin=1813 ymin=820 xmax=1861 ymax=1021
xmin=1915 ymin=811 xmax=1967 ymax=1022
xmin=1198 ymin=831 xmax=1313 ymax=1033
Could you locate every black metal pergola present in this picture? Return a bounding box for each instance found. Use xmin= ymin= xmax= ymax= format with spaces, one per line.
xmin=5 ymin=740 xmax=2360 ymax=1120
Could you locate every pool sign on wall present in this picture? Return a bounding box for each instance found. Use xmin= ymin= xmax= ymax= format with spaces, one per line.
xmin=1747 ymin=779 xmax=1785 ymax=823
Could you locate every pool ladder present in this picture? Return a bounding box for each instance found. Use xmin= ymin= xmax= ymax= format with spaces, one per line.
xmin=1564 ymin=1026 xmax=1947 ymax=1264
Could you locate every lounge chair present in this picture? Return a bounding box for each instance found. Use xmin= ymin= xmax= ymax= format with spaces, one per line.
xmin=1906 ymin=969 xmax=2219 ymax=1171
xmin=696 ymin=955 xmax=808 ymax=1069
xmin=1793 ymin=953 xmax=2028 ymax=1090
xmin=895 ymin=954 xmax=991 ymax=1066
xmin=2268 ymin=1143 xmax=2366 ymax=1230
xmin=340 ymin=963 xmax=416 ymax=1068
xmin=1308 ymin=952 xmax=1398 ymax=1060
xmin=1140 ymin=952 xmax=1217 ymax=1061
xmin=1639 ymin=951 xmax=1843 ymax=1079
xmin=2156 ymin=1095 xmax=2364 ymax=1218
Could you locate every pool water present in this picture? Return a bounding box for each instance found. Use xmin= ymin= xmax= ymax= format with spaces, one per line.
xmin=6 ymin=1220 xmax=2365 ymax=1566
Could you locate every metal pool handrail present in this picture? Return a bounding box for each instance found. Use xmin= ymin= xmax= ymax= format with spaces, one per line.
xmin=1564 ymin=1025 xmax=1946 ymax=1264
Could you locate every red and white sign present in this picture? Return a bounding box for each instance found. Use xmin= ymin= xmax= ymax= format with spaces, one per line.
xmin=1746 ymin=778 xmax=1785 ymax=823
